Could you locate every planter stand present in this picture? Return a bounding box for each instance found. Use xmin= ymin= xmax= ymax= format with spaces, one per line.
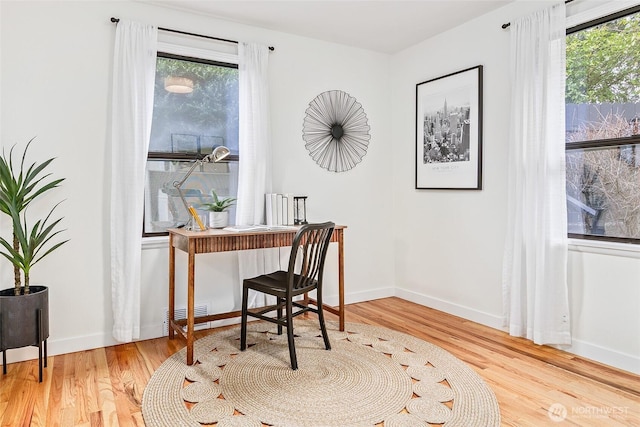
xmin=1 ymin=309 xmax=47 ymax=382
xmin=0 ymin=286 xmax=49 ymax=382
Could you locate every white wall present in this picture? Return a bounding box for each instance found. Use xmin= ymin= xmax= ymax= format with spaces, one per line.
xmin=390 ymin=0 xmax=640 ymax=374
xmin=1 ymin=0 xmax=638 ymax=375
xmin=0 ymin=0 xmax=394 ymax=363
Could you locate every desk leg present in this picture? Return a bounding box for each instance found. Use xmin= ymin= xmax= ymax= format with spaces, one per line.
xmin=338 ymin=229 xmax=345 ymax=331
xmin=168 ymin=234 xmax=175 ymax=340
xmin=186 ymin=242 xmax=196 ymax=365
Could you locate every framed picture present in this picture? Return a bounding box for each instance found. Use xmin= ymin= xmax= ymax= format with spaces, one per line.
xmin=171 ymin=133 xmax=200 ymax=154
xmin=415 ymin=65 xmax=483 ymax=190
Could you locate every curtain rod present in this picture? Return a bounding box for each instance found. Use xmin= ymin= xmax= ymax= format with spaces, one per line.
xmin=110 ymin=17 xmax=274 ymax=51
xmin=501 ymin=0 xmax=574 ymax=29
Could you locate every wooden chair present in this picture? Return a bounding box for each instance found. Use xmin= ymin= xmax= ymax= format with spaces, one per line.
xmin=240 ymin=222 xmax=335 ymax=370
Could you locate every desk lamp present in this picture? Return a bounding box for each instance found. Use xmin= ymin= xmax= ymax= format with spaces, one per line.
xmin=173 ymin=145 xmax=230 ymax=230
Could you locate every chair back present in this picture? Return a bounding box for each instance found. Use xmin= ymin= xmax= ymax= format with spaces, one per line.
xmin=287 ymin=222 xmax=335 ymax=292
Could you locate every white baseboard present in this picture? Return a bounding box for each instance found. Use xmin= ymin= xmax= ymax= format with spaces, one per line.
xmin=395 ymin=287 xmax=640 ymax=375
xmin=325 ymin=286 xmax=395 ymax=307
xmin=3 ymin=331 xmax=119 ymax=365
xmin=562 ymin=338 xmax=640 ymax=375
xmin=395 ymin=287 xmax=503 ymax=329
xmin=2 ymin=346 xmax=43 ymax=365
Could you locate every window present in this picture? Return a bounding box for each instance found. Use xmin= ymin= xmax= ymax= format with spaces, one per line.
xmin=143 ymin=52 xmax=239 ymax=236
xmin=565 ymin=6 xmax=640 ymax=244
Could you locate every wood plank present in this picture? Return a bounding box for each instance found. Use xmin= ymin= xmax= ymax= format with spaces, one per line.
xmin=61 ymin=352 xmax=77 ymax=411
xmin=1 ymin=360 xmax=35 ymax=427
xmin=105 ymin=345 xmax=137 ymax=427
xmin=84 ymin=350 xmax=101 ymax=414
xmin=89 ymin=410 xmax=104 ymax=427
xmin=30 ymin=355 xmax=53 ymax=427
xmin=45 ymin=354 xmax=65 ymax=427
xmin=73 ymin=350 xmax=90 ymax=425
xmin=93 ymin=345 xmax=118 ymax=427
xmin=0 ymin=353 xmax=19 ymax=426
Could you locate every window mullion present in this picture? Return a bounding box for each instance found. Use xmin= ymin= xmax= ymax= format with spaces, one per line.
xmin=566 ymin=135 xmax=640 ymax=151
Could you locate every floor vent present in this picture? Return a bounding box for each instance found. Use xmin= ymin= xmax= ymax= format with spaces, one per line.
xmin=163 ymin=304 xmax=209 ymax=336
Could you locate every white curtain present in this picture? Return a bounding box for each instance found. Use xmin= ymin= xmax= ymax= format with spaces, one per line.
xmin=110 ymin=20 xmax=157 ymax=342
xmin=502 ymin=3 xmax=571 ymax=345
xmin=236 ymin=42 xmax=278 ymax=307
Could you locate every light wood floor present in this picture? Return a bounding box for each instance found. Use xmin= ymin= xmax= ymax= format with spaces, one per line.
xmin=1 ymin=297 xmax=638 ymax=426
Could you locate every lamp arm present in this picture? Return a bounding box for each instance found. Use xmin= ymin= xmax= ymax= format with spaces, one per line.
xmin=173 ymin=159 xmax=204 ymax=223
xmin=170 ymin=147 xmax=228 ymax=229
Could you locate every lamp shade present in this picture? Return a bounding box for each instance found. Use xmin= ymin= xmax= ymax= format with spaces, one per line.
xmin=206 ymin=145 xmax=231 ymax=163
xmin=164 ymin=76 xmax=194 ymax=94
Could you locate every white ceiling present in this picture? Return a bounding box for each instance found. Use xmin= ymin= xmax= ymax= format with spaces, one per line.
xmin=144 ymin=1 xmax=513 ymax=53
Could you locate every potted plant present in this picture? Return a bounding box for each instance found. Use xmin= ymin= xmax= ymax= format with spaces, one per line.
xmin=199 ymin=190 xmax=236 ymax=228
xmin=0 ymin=138 xmax=67 ymax=381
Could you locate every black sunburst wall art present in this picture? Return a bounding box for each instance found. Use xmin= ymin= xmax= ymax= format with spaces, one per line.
xmin=302 ymin=90 xmax=371 ymax=172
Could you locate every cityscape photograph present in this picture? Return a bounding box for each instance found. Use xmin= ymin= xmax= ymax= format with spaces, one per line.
xmin=421 ymin=98 xmax=471 ymax=164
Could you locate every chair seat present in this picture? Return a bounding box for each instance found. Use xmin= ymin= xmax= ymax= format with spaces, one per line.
xmin=244 ymin=271 xmax=317 ymax=297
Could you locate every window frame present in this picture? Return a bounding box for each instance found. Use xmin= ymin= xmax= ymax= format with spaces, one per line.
xmin=565 ymin=4 xmax=640 ymax=245
xmin=143 ymin=49 xmax=240 ymax=238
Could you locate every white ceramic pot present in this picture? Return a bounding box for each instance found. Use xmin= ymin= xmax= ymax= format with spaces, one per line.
xmin=209 ymin=211 xmax=229 ymax=229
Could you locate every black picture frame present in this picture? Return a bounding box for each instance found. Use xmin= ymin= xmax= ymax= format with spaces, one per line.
xmin=415 ymin=65 xmax=483 ymax=190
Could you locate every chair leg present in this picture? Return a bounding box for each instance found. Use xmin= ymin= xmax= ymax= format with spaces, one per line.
xmin=240 ymin=285 xmax=249 ymax=351
xmin=286 ymin=299 xmax=298 ymax=370
xmin=277 ymin=297 xmax=283 ymax=335
xmin=316 ymin=294 xmax=331 ymax=350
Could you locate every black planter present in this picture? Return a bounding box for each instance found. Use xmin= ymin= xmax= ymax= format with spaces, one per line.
xmin=0 ymin=285 xmax=49 ymax=381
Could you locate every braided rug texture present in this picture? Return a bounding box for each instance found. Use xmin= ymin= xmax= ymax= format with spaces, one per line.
xmin=142 ymin=320 xmax=500 ymax=427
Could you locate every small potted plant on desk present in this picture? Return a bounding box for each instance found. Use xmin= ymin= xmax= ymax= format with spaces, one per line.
xmin=200 ymin=190 xmax=236 ymax=229
xmin=0 ymin=139 xmax=68 ymax=382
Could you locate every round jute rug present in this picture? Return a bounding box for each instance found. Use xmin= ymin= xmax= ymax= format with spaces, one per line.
xmin=142 ymin=320 xmax=500 ymax=427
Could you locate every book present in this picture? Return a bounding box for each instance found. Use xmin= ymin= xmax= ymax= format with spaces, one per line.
xmin=265 ymin=194 xmax=274 ymax=226
xmin=276 ymin=194 xmax=283 ymax=225
xmin=265 ymin=192 xmax=296 ymax=226
xmin=282 ymin=194 xmax=289 ymax=225
xmin=271 ymin=194 xmax=278 ymax=225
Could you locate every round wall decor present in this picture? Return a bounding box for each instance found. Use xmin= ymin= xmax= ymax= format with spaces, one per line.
xmin=302 ymin=90 xmax=371 ymax=172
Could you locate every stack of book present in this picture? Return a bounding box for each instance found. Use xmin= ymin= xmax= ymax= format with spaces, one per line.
xmin=265 ymin=193 xmax=295 ymax=226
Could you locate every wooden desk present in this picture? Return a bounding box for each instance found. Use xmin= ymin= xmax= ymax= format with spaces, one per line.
xmin=168 ymin=225 xmax=346 ymax=365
